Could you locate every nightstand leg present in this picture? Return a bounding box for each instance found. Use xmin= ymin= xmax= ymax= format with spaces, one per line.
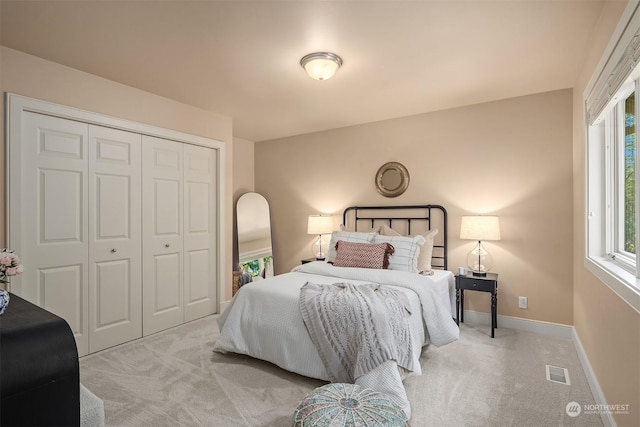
xmin=460 ymin=290 xmax=464 ymax=323
xmin=455 ymin=289 xmax=460 ymax=325
xmin=491 ymin=292 xmax=497 ymax=338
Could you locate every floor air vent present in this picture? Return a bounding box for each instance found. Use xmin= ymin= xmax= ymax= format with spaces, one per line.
xmin=546 ymin=364 xmax=570 ymax=385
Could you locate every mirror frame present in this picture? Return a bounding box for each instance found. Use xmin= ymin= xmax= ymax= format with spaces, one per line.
xmin=375 ymin=162 xmax=410 ymax=197
xmin=236 ymin=192 xmax=274 ymax=279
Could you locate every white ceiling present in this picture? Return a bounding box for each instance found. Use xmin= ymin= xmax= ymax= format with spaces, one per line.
xmin=0 ymin=0 xmax=607 ymax=142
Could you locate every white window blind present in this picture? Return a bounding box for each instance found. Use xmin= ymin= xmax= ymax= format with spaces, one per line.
xmin=586 ymin=2 xmax=640 ymax=125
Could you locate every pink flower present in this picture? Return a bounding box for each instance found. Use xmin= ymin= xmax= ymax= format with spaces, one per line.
xmin=0 ymin=249 xmax=23 ymax=280
xmin=0 ymin=253 xmax=12 ymax=266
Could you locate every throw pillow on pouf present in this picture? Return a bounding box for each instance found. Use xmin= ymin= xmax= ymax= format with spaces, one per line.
xmin=0 ymin=290 xmax=9 ymax=315
xmin=292 ymin=383 xmax=409 ymax=427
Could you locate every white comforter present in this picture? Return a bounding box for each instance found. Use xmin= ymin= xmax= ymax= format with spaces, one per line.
xmin=213 ymin=262 xmax=459 ymax=417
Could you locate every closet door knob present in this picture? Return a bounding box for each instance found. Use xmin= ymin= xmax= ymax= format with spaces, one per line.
xmin=111 ymin=248 xmax=117 ymax=253
xmin=165 ymin=244 xmax=170 ymax=248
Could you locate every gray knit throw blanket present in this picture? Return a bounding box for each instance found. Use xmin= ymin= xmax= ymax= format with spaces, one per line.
xmin=299 ymin=282 xmax=415 ymax=383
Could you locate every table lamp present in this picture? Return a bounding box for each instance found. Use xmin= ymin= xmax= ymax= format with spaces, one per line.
xmin=307 ymin=215 xmax=334 ymax=260
xmin=460 ymin=215 xmax=501 ymax=276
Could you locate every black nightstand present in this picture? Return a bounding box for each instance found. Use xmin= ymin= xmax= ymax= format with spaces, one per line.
xmin=301 ymin=258 xmax=323 ymax=264
xmin=455 ymin=272 xmax=498 ymax=338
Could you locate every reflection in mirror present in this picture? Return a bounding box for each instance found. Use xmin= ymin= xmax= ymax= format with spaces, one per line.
xmin=237 ymin=192 xmax=274 ymax=281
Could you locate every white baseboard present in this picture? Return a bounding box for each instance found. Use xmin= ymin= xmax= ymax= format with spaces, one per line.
xmin=572 ymin=329 xmax=616 ymax=427
xmin=461 ymin=309 xmax=573 ymax=339
xmin=462 ymin=310 xmax=614 ymax=426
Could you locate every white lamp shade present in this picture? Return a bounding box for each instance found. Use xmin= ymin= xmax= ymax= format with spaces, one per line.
xmin=460 ymin=216 xmax=501 ymax=241
xmin=307 ymin=215 xmax=334 ymax=235
xmin=300 ymin=52 xmax=343 ymax=81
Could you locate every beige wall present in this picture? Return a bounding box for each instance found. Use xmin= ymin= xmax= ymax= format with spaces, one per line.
xmin=0 ymin=47 xmax=235 ymax=302
xmin=232 ymin=136 xmax=256 ymax=269
xmin=572 ymin=2 xmax=639 ymax=426
xmin=233 ymin=137 xmax=256 ymax=201
xmin=256 ymin=89 xmax=574 ymax=325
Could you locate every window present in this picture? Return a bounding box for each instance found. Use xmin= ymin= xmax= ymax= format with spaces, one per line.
xmin=622 ymin=94 xmax=636 ymax=256
xmin=604 ymin=90 xmax=638 ymax=272
xmin=586 ymin=76 xmax=640 ymax=311
xmin=584 ymin=1 xmax=640 ymax=311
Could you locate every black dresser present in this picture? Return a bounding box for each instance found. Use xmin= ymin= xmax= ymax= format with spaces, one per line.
xmin=0 ymin=293 xmax=80 ymax=426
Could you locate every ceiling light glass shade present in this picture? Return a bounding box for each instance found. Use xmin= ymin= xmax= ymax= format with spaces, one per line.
xmin=460 ymin=215 xmax=501 ymax=276
xmin=300 ymin=52 xmax=343 ymax=81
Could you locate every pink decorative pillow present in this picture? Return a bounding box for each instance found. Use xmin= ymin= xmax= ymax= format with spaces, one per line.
xmin=332 ymin=241 xmax=395 ymax=269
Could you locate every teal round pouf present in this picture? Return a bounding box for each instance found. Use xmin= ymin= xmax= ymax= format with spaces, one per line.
xmin=292 ymin=383 xmax=408 ymax=427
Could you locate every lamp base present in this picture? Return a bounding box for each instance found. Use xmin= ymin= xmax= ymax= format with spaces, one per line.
xmin=467 ymin=241 xmax=493 ymax=278
xmin=312 ymin=235 xmax=327 ymax=260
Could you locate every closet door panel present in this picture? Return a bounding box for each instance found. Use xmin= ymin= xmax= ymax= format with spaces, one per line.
xmin=39 ymin=265 xmax=84 ymax=338
xmin=142 ymin=136 xmax=184 ymax=335
xmin=94 ymin=259 xmax=136 ymax=345
xmin=184 ymin=145 xmax=217 ymax=321
xmin=89 ymin=125 xmax=142 ymax=353
xmin=95 ymin=259 xmax=131 ymax=325
xmin=153 ymin=253 xmax=182 ymax=312
xmin=41 ymin=170 xmax=84 ymax=242
xmin=154 ymin=179 xmax=181 ymax=234
xmin=96 ymin=175 xmax=130 ymax=237
xmin=22 ymin=112 xmax=89 ymax=355
xmin=185 ymin=249 xmax=210 ymax=302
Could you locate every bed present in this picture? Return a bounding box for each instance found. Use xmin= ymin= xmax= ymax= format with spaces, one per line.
xmin=213 ymin=205 xmax=460 ymax=418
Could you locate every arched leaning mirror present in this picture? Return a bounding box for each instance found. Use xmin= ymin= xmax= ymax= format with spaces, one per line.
xmin=375 ymin=161 xmax=410 ymax=197
xmin=236 ymin=192 xmax=274 ymax=280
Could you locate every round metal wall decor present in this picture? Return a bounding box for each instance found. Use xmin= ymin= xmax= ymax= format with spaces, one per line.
xmin=375 ymin=162 xmax=410 ymax=197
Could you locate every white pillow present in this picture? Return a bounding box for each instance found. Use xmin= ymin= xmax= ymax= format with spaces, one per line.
xmin=379 ymin=225 xmax=438 ymax=273
xmin=373 ymin=234 xmax=425 ymax=273
xmin=326 ymin=231 xmax=377 ymax=262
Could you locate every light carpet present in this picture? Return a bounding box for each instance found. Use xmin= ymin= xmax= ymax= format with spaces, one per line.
xmin=80 ymin=316 xmax=601 ymax=426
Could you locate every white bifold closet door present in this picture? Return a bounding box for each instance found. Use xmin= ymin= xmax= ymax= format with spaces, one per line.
xmin=142 ymin=136 xmax=217 ymax=335
xmin=16 ymin=109 xmax=217 ymax=355
xmin=183 ymin=144 xmax=217 ymax=321
xmin=88 ymin=126 xmax=142 ymax=353
xmin=22 ymin=112 xmax=91 ymax=355
xmin=21 ymin=112 xmax=142 ymax=355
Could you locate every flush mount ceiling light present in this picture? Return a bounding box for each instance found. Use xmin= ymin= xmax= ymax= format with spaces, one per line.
xmin=300 ymin=52 xmax=343 ymax=81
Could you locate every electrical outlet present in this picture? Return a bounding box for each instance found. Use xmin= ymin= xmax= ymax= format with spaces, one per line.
xmin=519 ymin=296 xmax=528 ymax=309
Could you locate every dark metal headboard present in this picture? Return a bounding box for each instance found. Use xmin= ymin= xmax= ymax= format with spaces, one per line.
xmin=342 ymin=204 xmax=448 ymax=270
